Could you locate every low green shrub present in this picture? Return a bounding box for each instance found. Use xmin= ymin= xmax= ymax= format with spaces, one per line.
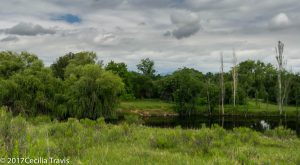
xmin=30 ymin=115 xmax=51 ymax=125
xmin=120 ymin=93 xmax=136 ymax=101
xmin=264 ymin=126 xmax=296 ymax=139
xmin=192 ymin=128 xmax=215 ymax=154
xmin=149 ymin=133 xmax=178 ymax=149
xmin=233 ymin=127 xmax=260 ymax=145
xmin=124 ymin=114 xmax=143 ymax=125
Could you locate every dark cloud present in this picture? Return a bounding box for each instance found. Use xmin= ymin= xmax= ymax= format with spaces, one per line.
xmin=4 ymin=23 xmax=55 ymax=36
xmin=172 ymin=24 xmax=201 ymax=39
xmin=167 ymin=11 xmax=201 ymax=39
xmin=1 ymin=36 xmax=19 ymax=42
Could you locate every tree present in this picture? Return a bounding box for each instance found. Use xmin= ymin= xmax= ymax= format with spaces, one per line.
xmin=220 ymin=52 xmax=225 ymax=115
xmin=171 ymin=68 xmax=204 ymax=116
xmin=51 ymin=52 xmax=97 ymax=79
xmin=137 ymin=58 xmax=156 ymax=78
xmin=51 ymin=52 xmax=75 ymax=79
xmin=130 ymin=72 xmax=154 ymax=99
xmin=65 ymin=64 xmax=124 ymax=119
xmin=0 ymin=52 xmax=63 ymax=116
xmin=105 ymin=61 xmax=133 ymax=95
xmin=275 ymin=41 xmax=285 ymax=115
xmin=232 ymin=50 xmax=238 ymax=108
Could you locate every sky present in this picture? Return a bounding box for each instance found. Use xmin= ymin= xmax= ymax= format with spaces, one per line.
xmin=0 ymin=0 xmax=300 ymax=73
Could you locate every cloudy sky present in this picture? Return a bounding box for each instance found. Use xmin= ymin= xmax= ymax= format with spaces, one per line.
xmin=1 ymin=0 xmax=300 ymax=73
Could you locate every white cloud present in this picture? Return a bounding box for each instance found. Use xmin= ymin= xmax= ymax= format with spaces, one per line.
xmin=269 ymin=13 xmax=291 ymax=30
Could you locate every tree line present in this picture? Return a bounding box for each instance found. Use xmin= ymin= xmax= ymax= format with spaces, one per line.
xmin=0 ymin=44 xmax=299 ymax=119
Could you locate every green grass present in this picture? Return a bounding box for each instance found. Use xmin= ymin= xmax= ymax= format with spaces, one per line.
xmin=119 ymin=99 xmax=300 ymax=117
xmin=118 ymin=99 xmax=175 ymax=116
xmin=1 ymin=109 xmax=300 ymax=164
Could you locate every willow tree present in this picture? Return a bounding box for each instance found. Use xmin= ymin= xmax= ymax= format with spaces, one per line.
xmin=275 ymin=41 xmax=285 ymax=115
xmin=65 ymin=64 xmax=124 ymax=119
xmin=220 ymin=52 xmax=225 ymax=115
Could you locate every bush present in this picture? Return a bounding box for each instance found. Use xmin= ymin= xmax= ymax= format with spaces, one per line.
xmin=30 ymin=115 xmax=51 ymax=125
xmin=149 ymin=133 xmax=178 ymax=149
xmin=49 ymin=118 xmax=89 ymax=157
xmin=264 ymin=126 xmax=296 ymax=139
xmin=232 ymin=127 xmax=260 ymax=145
xmin=120 ymin=93 xmax=136 ymax=101
xmin=124 ymin=114 xmax=143 ymax=125
xmin=192 ymin=128 xmax=215 ymax=153
xmin=80 ymin=118 xmax=96 ymax=127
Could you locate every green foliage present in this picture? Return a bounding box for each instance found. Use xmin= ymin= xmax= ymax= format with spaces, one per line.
xmin=0 ymin=111 xmax=299 ymax=164
xmin=172 ymin=68 xmax=204 ymax=115
xmin=120 ymin=93 xmax=136 ymax=101
xmin=124 ymin=114 xmax=143 ymax=125
xmin=264 ymin=126 xmax=296 ymax=139
xmin=137 ymin=58 xmax=156 ymax=78
xmin=65 ymin=64 xmax=124 ymax=119
xmin=232 ymin=127 xmax=260 ymax=145
xmin=149 ymin=133 xmax=178 ymax=149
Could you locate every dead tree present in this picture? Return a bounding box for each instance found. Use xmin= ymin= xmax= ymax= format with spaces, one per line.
xmin=206 ymin=78 xmax=211 ymax=115
xmin=232 ymin=49 xmax=238 ymax=108
xmin=275 ymin=41 xmax=285 ymax=115
xmin=220 ymin=52 xmax=225 ymax=115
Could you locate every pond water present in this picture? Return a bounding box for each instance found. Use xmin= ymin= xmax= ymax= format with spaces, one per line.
xmin=142 ymin=115 xmax=300 ymax=137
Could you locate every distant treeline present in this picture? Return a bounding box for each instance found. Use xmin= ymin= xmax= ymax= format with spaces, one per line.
xmin=0 ymin=51 xmax=299 ymax=119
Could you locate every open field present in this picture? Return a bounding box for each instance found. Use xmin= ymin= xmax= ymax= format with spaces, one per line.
xmin=118 ymin=99 xmax=300 ymax=117
xmin=0 ymin=109 xmax=300 ymax=164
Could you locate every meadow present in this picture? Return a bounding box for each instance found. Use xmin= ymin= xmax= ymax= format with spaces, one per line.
xmin=1 ymin=108 xmax=300 ymax=165
xmin=118 ymin=99 xmax=300 ymax=117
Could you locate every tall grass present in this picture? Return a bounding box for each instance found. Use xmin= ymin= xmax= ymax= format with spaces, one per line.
xmin=0 ymin=107 xmax=299 ymax=164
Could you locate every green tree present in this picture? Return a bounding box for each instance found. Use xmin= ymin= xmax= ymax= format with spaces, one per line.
xmin=137 ymin=58 xmax=156 ymax=78
xmin=51 ymin=52 xmax=97 ymax=79
xmin=65 ymin=64 xmax=124 ymax=119
xmin=171 ymin=68 xmax=204 ymax=116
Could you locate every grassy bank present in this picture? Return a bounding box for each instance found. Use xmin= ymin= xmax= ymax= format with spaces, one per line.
xmin=118 ymin=99 xmax=300 ymax=117
xmin=118 ymin=99 xmax=175 ymax=116
xmin=1 ymin=109 xmax=299 ymax=164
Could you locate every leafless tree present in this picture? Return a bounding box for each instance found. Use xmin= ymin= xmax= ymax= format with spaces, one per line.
xmin=220 ymin=52 xmax=225 ymax=115
xmin=275 ymin=41 xmax=285 ymax=115
xmin=232 ymin=49 xmax=238 ymax=108
xmin=206 ymin=78 xmax=211 ymax=115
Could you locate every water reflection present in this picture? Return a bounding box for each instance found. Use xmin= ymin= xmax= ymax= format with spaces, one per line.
xmin=142 ymin=116 xmax=300 ymax=137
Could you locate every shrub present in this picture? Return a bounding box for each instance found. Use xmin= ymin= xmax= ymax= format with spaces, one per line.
xmin=30 ymin=115 xmax=51 ymax=125
xmin=191 ymin=128 xmax=215 ymax=154
xmin=233 ymin=127 xmax=260 ymax=145
xmin=8 ymin=115 xmax=27 ymax=157
xmin=120 ymin=93 xmax=136 ymax=101
xmin=80 ymin=118 xmax=96 ymax=127
xmin=124 ymin=114 xmax=143 ymax=125
xmin=149 ymin=133 xmax=178 ymax=149
xmin=264 ymin=126 xmax=296 ymax=139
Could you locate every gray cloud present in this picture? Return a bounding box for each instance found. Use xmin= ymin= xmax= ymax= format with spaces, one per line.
xmin=1 ymin=36 xmax=19 ymax=42
xmin=1 ymin=1 xmax=300 ymax=73
xmin=167 ymin=11 xmax=201 ymax=39
xmin=4 ymin=23 xmax=55 ymax=36
xmin=172 ymin=23 xmax=201 ymax=39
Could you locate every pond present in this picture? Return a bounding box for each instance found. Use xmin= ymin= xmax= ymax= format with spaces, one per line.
xmin=142 ymin=115 xmax=300 ymax=137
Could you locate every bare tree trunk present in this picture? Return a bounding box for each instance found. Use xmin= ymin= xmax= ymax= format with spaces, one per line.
xmin=275 ymin=41 xmax=284 ymax=115
xmin=232 ymin=50 xmax=238 ymax=108
xmin=207 ymin=78 xmax=211 ymax=115
xmin=283 ymin=72 xmax=291 ymax=115
xmin=220 ymin=52 xmax=225 ymax=115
